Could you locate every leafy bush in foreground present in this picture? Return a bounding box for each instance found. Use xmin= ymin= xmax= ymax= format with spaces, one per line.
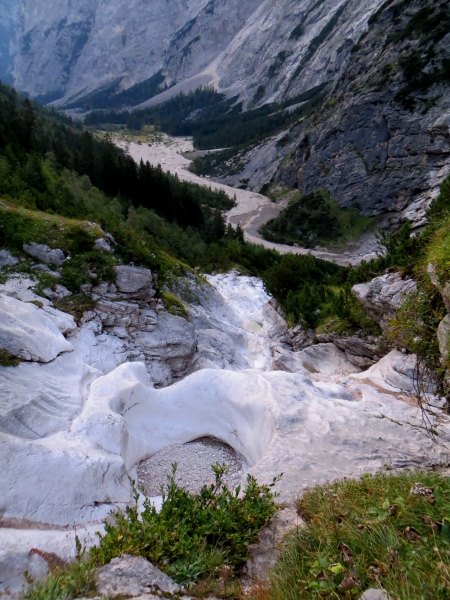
xmin=93 ymin=465 xmax=279 ymax=584
xmin=23 ymin=465 xmax=279 ymax=600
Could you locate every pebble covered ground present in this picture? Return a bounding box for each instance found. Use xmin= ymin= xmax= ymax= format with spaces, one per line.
xmin=137 ymin=437 xmax=247 ymax=496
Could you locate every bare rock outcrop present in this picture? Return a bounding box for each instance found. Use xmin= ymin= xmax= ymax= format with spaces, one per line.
xmin=22 ymin=242 xmax=65 ymax=266
xmin=352 ymin=272 xmax=416 ymax=331
xmin=114 ymin=265 xmax=155 ymax=301
xmin=245 ymin=507 xmax=300 ymax=582
xmin=88 ymin=266 xmax=196 ymax=386
xmin=0 ymin=250 xmax=18 ymax=269
xmin=316 ymin=333 xmax=390 ymax=370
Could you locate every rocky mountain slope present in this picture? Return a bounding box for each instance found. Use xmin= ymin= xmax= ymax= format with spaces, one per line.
xmin=4 ymin=0 xmax=449 ymax=228
xmin=0 ymin=0 xmax=18 ymax=83
xmin=216 ymin=0 xmax=450 ymax=228
xmin=5 ymin=0 xmax=386 ymax=107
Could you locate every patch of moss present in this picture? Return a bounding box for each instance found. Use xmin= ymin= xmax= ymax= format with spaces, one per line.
xmin=161 ymin=290 xmax=189 ymax=320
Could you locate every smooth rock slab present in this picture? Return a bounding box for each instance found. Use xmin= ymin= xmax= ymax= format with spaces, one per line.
xmin=96 ymin=555 xmax=180 ymax=596
xmin=353 ymin=349 xmax=435 ymax=395
xmin=0 ymin=295 xmax=73 ymax=362
xmin=0 ymin=352 xmax=98 ymax=439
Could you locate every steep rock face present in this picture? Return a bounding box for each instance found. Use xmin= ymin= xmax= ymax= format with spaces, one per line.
xmin=12 ymin=0 xmax=208 ymax=102
xmin=0 ymin=0 xmax=19 ymax=82
xmin=352 ymin=272 xmax=417 ymax=332
xmin=9 ymin=0 xmax=385 ymax=106
xmin=212 ymin=0 xmax=383 ymax=106
xmin=273 ymin=0 xmax=450 ymax=226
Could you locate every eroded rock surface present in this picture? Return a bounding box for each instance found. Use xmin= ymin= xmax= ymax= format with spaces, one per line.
xmin=1 ymin=271 xmax=449 ymax=594
xmin=0 ymin=294 xmax=73 ymax=362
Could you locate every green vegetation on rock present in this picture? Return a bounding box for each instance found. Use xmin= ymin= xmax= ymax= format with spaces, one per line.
xmin=23 ymin=466 xmax=279 ymax=599
xmin=0 ymin=348 xmax=20 ymax=367
xmin=267 ymin=471 xmax=450 ymax=599
xmin=85 ymin=84 xmax=327 ymax=151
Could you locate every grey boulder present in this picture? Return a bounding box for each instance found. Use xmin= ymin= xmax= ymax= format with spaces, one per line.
xmin=23 ymin=242 xmax=65 ymax=266
xmin=96 ymin=555 xmax=180 ymax=597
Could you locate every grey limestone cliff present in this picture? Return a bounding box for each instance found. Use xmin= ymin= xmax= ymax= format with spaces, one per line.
xmin=8 ymin=0 xmax=385 ymax=107
xmin=272 ymin=0 xmax=450 ymax=226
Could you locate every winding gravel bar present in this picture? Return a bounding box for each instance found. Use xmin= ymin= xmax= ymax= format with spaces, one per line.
xmin=138 ymin=437 xmax=247 ymax=496
xmin=115 ymin=134 xmax=382 ymax=266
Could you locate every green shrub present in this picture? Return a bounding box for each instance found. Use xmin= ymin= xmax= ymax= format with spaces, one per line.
xmin=23 ymin=467 xmax=279 ymax=599
xmin=161 ymin=291 xmax=188 ymax=319
xmin=260 ymin=190 xmax=373 ymax=249
xmin=388 ymin=285 xmax=446 ymax=396
xmin=22 ymin=558 xmax=96 ymax=600
xmin=60 ymin=252 xmax=116 ymax=292
xmin=93 ymin=465 xmax=279 ymax=585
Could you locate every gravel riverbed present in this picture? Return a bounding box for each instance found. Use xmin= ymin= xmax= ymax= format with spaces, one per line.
xmin=138 ymin=437 xmax=247 ymax=496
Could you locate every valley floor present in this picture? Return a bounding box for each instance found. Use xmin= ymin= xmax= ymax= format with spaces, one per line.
xmin=115 ymin=135 xmax=382 ymax=266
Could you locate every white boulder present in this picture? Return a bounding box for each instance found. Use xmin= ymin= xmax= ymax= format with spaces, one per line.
xmin=0 ymin=295 xmax=73 ymax=362
xmin=115 ymin=265 xmax=155 ymax=297
xmin=0 ymin=250 xmax=18 ymax=269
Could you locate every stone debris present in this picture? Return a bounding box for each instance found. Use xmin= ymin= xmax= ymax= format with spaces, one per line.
xmin=138 ymin=437 xmax=246 ymax=496
xmin=96 ymin=555 xmax=180 ymax=597
xmin=41 ymin=283 xmax=71 ymax=300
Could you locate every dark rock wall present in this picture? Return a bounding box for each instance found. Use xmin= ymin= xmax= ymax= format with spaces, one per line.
xmin=275 ymin=0 xmax=450 ymax=226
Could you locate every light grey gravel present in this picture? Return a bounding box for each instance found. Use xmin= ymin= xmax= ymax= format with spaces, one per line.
xmin=137 ymin=437 xmax=247 ymax=496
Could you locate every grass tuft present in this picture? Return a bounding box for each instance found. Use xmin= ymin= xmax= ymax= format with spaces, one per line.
xmin=268 ymin=471 xmax=450 ymax=599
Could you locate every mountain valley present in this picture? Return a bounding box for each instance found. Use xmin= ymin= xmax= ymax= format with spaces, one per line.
xmin=0 ymin=0 xmax=449 ymax=598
